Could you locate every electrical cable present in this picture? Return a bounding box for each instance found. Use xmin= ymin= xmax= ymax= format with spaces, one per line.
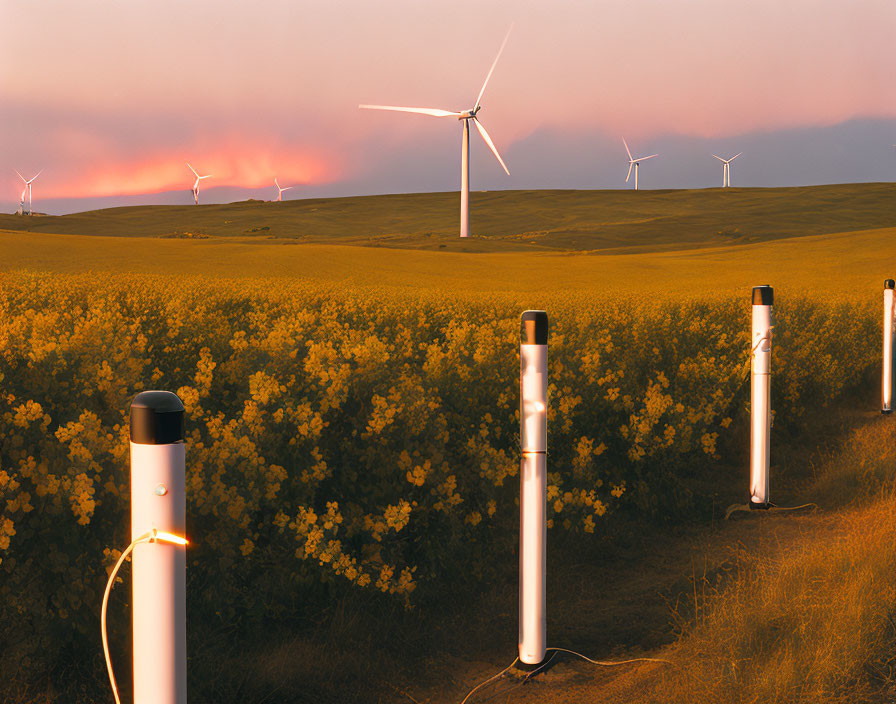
xmin=543 ymin=646 xmax=672 ymax=668
xmin=101 ymin=528 xmax=188 ymax=704
xmin=725 ymin=501 xmax=818 ymax=519
xmin=458 ymin=657 xmax=519 ymax=704
xmin=750 ymin=328 xmax=773 ymax=356
xmin=458 ymin=647 xmax=672 ymax=704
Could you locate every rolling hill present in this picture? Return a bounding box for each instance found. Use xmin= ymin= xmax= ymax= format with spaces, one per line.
xmin=1 ymin=183 xmax=894 ymax=253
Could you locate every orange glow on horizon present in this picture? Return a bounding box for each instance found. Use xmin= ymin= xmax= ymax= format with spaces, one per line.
xmin=48 ymin=144 xmax=342 ymax=199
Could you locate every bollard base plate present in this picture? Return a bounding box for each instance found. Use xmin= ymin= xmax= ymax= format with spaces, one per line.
xmin=883 ymin=409 xmax=893 ymax=415
xmin=511 ymin=655 xmax=560 ymax=679
xmin=515 ymin=659 xmax=546 ymax=673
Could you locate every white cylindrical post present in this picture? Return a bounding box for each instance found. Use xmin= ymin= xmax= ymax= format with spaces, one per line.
xmin=130 ymin=391 xmax=187 ymax=704
xmin=883 ymin=279 xmax=894 ymax=413
xmin=460 ymin=119 xmax=470 ymax=238
xmin=750 ymin=286 xmax=773 ymax=509
xmin=519 ymin=310 xmax=547 ymax=665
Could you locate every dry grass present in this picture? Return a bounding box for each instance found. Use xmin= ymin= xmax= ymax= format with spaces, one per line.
xmin=566 ymin=413 xmax=896 ymax=704
xmin=668 ymin=501 xmax=896 ymax=703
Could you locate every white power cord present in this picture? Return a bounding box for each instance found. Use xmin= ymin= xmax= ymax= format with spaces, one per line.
xmin=750 ymin=326 xmax=774 ymax=356
xmin=101 ymin=528 xmax=188 ymax=704
xmin=458 ymin=647 xmax=672 ymax=703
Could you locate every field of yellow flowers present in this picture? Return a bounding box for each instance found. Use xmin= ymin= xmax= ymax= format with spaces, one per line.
xmin=0 ymin=260 xmax=879 ymax=694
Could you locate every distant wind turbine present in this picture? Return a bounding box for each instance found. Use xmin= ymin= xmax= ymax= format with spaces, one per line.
xmin=187 ymin=163 xmax=212 ymax=205
xmin=712 ymin=152 xmax=742 ymax=187
xmin=15 ymin=170 xmax=42 ymax=215
xmin=274 ymin=178 xmax=292 ymax=202
xmin=360 ymin=25 xmax=513 ymax=238
xmin=622 ymin=139 xmax=657 ymax=191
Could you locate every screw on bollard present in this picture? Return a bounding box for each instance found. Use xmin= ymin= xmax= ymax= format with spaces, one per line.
xmin=883 ymin=280 xmax=895 ymax=414
xmin=750 ymin=286 xmax=773 ymax=509
xmin=519 ymin=310 xmax=548 ymax=666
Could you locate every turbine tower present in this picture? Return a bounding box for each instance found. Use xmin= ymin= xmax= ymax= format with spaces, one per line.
xmin=623 ymin=139 xmax=657 ymax=191
xmin=360 ymin=25 xmax=513 ymax=238
xmin=712 ymin=152 xmax=742 ymax=187
xmin=186 ymin=163 xmax=212 ymax=205
xmin=15 ymin=170 xmax=42 ymax=215
xmin=274 ymin=178 xmax=292 ymax=202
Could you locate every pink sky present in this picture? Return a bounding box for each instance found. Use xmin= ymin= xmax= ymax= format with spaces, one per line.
xmin=2 ymin=0 xmax=895 ymax=202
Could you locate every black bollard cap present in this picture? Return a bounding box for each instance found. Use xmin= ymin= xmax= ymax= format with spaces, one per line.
xmin=520 ymin=311 xmax=548 ymax=345
xmin=130 ymin=391 xmax=185 ymax=445
xmin=752 ymin=286 xmax=773 ymax=306
xmin=886 ymin=279 xmax=895 ymax=290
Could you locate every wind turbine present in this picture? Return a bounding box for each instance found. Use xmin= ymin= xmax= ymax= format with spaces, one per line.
xmin=712 ymin=152 xmax=742 ymax=187
xmin=15 ymin=170 xmax=41 ymax=215
xmin=622 ymin=139 xmax=657 ymax=191
xmin=186 ymin=163 xmax=212 ymax=205
xmin=360 ymin=26 xmax=513 ymax=238
xmin=274 ymin=178 xmax=292 ymax=202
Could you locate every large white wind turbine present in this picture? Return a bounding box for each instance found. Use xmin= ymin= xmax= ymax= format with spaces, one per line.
xmin=15 ymin=170 xmax=42 ymax=215
xmin=274 ymin=178 xmax=292 ymax=202
xmin=622 ymin=139 xmax=657 ymax=191
xmin=360 ymin=26 xmax=513 ymax=238
xmin=187 ymin=163 xmax=212 ymax=205
xmin=712 ymin=152 xmax=742 ymax=187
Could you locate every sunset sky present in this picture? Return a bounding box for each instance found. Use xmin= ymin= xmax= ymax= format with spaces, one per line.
xmin=2 ymin=0 xmax=895 ymax=212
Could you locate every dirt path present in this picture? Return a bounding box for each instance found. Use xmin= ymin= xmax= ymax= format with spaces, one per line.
xmin=402 ymin=403 xmax=884 ymax=704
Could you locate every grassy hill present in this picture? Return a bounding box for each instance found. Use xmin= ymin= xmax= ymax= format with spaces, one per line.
xmin=0 ymin=183 xmax=894 ymax=252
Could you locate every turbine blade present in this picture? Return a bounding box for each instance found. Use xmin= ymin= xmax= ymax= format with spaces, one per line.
xmin=635 ymin=154 xmax=658 ymax=162
xmin=29 ymin=170 xmax=42 ymax=182
xmin=14 ymin=170 xmax=25 ymax=182
xmin=283 ymin=186 xmax=293 ymax=191
xmin=729 ymin=152 xmax=742 ymax=161
xmin=473 ymin=118 xmax=510 ymax=175
xmin=712 ymin=154 xmax=725 ymax=162
xmin=474 ymin=23 xmax=514 ymax=111
xmin=187 ymin=163 xmax=199 ymax=177
xmin=200 ymin=174 xmax=212 ymax=180
xmin=275 ymin=178 xmax=280 ymax=188
xmin=359 ymin=104 xmax=461 ymax=117
xmin=622 ymin=137 xmax=633 ymax=161
xmin=626 ymin=162 xmax=633 ymax=182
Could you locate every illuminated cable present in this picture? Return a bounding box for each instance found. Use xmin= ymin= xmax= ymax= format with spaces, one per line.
xmin=101 ymin=528 xmax=188 ymax=704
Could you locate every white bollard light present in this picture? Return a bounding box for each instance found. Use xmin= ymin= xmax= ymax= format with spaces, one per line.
xmin=519 ymin=310 xmax=547 ymax=665
xmin=750 ymin=286 xmax=773 ymax=509
xmin=130 ymin=391 xmax=187 ymax=704
xmin=882 ymin=279 xmax=895 ymax=414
